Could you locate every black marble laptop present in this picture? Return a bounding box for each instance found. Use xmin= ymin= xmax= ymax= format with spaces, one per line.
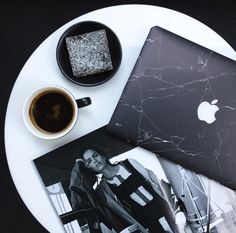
xmin=107 ymin=26 xmax=236 ymax=190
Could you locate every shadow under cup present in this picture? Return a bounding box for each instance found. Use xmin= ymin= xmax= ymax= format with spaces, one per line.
xmin=23 ymin=86 xmax=91 ymax=139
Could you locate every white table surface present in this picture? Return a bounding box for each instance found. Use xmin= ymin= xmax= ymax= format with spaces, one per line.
xmin=4 ymin=4 xmax=236 ymax=233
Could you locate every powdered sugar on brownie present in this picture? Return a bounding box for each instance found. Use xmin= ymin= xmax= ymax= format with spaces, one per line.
xmin=65 ymin=29 xmax=113 ymax=77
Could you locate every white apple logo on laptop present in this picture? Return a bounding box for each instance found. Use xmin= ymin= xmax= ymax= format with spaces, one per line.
xmin=197 ymin=99 xmax=219 ymax=124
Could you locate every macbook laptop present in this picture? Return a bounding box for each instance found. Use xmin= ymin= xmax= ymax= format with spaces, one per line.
xmin=107 ymin=26 xmax=236 ymax=190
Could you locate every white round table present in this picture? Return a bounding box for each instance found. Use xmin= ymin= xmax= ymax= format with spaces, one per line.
xmin=5 ymin=4 xmax=236 ymax=233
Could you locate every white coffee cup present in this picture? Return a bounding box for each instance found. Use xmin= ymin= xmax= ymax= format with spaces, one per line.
xmin=22 ymin=86 xmax=91 ymax=139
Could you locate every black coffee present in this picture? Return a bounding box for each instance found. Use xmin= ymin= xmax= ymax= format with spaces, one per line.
xmin=29 ymin=91 xmax=74 ymax=133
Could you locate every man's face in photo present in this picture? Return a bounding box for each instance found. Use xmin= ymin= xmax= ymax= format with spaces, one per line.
xmin=83 ymin=149 xmax=107 ymax=172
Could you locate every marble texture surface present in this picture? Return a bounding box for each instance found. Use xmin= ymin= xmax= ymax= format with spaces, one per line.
xmin=108 ymin=26 xmax=236 ymax=190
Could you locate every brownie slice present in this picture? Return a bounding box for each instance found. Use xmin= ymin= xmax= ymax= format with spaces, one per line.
xmin=65 ymin=29 xmax=113 ymax=77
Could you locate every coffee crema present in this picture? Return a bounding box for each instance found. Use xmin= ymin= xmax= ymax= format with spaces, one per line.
xmin=29 ymin=91 xmax=74 ymax=133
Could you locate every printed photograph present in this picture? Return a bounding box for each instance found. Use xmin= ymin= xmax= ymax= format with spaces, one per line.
xmin=34 ymin=126 xmax=236 ymax=233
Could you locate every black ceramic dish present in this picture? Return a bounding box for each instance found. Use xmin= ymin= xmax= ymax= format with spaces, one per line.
xmin=56 ymin=21 xmax=122 ymax=87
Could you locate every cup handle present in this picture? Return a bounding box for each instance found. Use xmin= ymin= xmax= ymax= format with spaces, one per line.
xmin=76 ymin=97 xmax=91 ymax=108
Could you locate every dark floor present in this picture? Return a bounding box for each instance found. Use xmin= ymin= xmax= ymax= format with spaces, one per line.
xmin=1 ymin=1 xmax=236 ymax=232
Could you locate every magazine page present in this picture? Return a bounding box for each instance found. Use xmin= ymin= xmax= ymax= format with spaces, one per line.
xmin=34 ymin=126 xmax=236 ymax=233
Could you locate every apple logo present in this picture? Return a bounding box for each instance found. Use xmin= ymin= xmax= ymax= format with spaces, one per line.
xmin=197 ymin=99 xmax=219 ymax=124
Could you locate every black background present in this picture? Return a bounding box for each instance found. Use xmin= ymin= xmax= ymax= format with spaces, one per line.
xmin=1 ymin=1 xmax=236 ymax=232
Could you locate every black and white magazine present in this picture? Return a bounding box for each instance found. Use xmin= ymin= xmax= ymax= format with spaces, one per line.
xmin=34 ymin=126 xmax=236 ymax=233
